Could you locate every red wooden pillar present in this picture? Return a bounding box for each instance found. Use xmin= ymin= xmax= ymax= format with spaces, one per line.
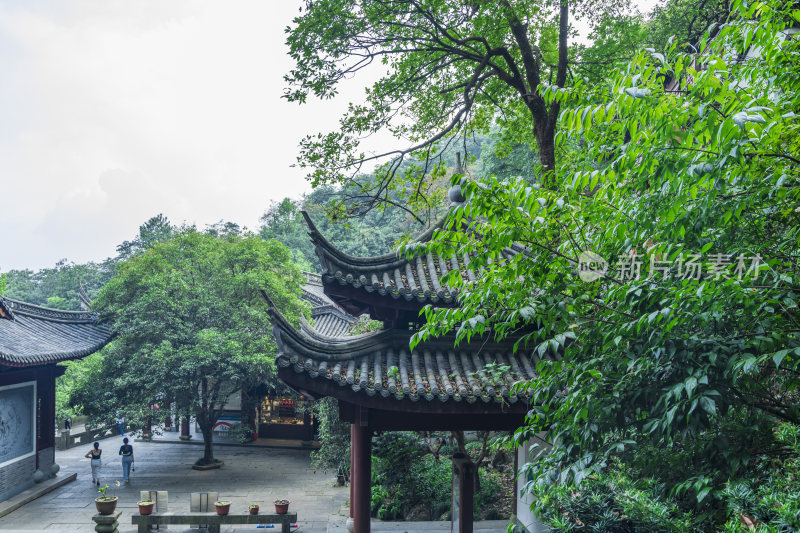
xmin=452 ymin=454 xmax=475 ymax=533
xmin=180 ymin=417 xmax=191 ymax=440
xmin=349 ymin=424 xmax=355 ymax=518
xmin=351 ymin=422 xmax=371 ymax=533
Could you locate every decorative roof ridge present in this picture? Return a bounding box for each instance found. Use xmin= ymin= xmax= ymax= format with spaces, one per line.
xmin=78 ymin=280 xmax=93 ymax=311
xmin=300 ymin=286 xmax=327 ymax=307
xmin=2 ymin=297 xmax=101 ymax=324
xmin=0 ymin=296 xmax=13 ymax=319
xmin=263 ymin=290 xmax=391 ymax=359
xmin=301 ymin=210 xmax=445 ymax=271
xmin=309 ymin=304 xmax=356 ymax=324
xmin=298 ymin=313 xmax=366 ymax=342
xmin=265 ymin=289 xmax=526 ymax=363
xmin=302 ymin=271 xmax=323 ymax=286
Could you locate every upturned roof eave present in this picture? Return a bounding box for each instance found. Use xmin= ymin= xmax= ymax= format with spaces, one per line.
xmin=301 ymin=210 xmax=444 ymax=273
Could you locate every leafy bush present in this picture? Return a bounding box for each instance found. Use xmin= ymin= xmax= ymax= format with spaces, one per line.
xmin=226 ymin=423 xmax=254 ymax=444
xmin=370 ymin=434 xmax=512 ymax=522
xmin=722 ymin=424 xmax=800 ymax=532
xmin=530 ymin=458 xmax=701 ymax=532
xmin=310 ymin=398 xmax=350 ymax=475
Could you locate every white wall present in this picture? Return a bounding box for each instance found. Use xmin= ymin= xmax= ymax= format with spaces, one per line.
xmin=515 ymin=440 xmax=549 ymax=533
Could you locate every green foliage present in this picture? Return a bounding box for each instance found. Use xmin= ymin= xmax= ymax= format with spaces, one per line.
xmin=409 ymin=0 xmax=800 ymax=528
xmin=115 ymin=214 xmax=174 ymax=261
xmin=284 ymin=0 xmax=619 ymax=208
xmin=310 ymin=398 xmax=351 ymax=474
xmin=55 ymin=353 xmax=104 ymax=422
xmin=645 ymin=0 xmax=731 ymax=51
xmin=259 ymin=185 xmax=419 ymax=269
xmin=722 ymin=423 xmax=800 ymax=532
xmin=477 ymin=132 xmax=540 ymax=183
xmin=79 ymin=228 xmax=305 ymax=463
xmin=531 ymin=458 xmax=700 ymax=532
xmin=226 ymin=423 xmax=255 ymax=444
xmin=3 ymin=215 xmax=173 ymax=311
xmin=0 ymin=273 xmax=6 ymax=296
xmin=4 ymin=259 xmax=115 ymax=310
xmin=368 ymin=432 xmax=509 ymax=521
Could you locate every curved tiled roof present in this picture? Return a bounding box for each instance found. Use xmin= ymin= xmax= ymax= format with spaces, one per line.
xmin=301 ymin=211 xmax=524 ymax=307
xmin=270 ymin=304 xmax=541 ymax=406
xmin=308 ymin=305 xmax=355 ymax=337
xmin=301 ymin=271 xmax=356 ymax=337
xmin=0 ymin=297 xmax=113 ymax=367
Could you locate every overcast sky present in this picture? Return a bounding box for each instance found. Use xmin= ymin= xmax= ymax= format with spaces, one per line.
xmin=0 ymin=0 xmax=355 ymax=271
xmin=0 ymin=1 xmax=660 ymax=271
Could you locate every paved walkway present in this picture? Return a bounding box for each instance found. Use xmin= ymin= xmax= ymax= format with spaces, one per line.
xmin=0 ymin=439 xmax=349 ymax=532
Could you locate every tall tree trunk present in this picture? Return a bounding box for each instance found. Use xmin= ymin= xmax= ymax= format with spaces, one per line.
xmin=538 ymin=139 xmax=557 ymax=180
xmin=200 ymin=423 xmax=215 ymax=464
xmin=536 ymin=0 xmax=568 ymax=186
xmin=199 ymin=378 xmax=215 ymax=464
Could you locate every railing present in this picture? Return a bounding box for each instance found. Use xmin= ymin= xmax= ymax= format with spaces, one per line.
xmin=55 ymin=424 xmax=121 ymax=450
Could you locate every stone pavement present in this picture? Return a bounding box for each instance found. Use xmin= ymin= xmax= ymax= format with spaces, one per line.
xmin=0 ymin=438 xmax=350 ymax=533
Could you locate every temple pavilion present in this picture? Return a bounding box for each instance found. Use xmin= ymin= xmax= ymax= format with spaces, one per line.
xmin=0 ymin=296 xmax=112 ymax=503
xmin=269 ymin=212 xmax=546 ymax=533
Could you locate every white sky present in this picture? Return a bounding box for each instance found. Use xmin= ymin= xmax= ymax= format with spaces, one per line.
xmin=0 ymin=0 xmax=660 ymax=271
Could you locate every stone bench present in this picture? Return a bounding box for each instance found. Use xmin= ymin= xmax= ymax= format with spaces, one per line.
xmin=131 ymin=511 xmax=297 ymax=533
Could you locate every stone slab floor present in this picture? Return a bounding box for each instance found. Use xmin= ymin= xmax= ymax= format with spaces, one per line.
xmin=0 ymin=440 xmax=350 ymax=533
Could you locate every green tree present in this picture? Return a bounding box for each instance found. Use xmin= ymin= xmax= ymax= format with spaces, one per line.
xmin=115 ymin=214 xmax=174 ymax=261
xmin=411 ymin=0 xmax=799 ymax=526
xmin=4 ymin=259 xmax=115 ymax=310
xmin=87 ymin=229 xmax=306 ymax=464
xmin=259 ymin=198 xmax=318 ymax=270
xmin=285 ymin=0 xmax=630 ymax=209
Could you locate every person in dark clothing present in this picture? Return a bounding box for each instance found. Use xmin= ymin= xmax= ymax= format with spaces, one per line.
xmin=84 ymin=441 xmax=102 ymax=485
xmin=64 ymin=417 xmax=71 ymax=430
xmin=119 ymin=437 xmax=134 ymax=482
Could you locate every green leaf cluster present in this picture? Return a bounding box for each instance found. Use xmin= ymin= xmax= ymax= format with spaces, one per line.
xmin=408 ymin=0 xmax=800 ymax=527
xmin=77 ymin=228 xmax=306 ymax=462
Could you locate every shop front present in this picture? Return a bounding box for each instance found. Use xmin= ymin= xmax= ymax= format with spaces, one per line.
xmin=255 ymin=388 xmax=315 ymax=441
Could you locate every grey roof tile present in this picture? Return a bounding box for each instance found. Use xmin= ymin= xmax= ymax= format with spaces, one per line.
xmin=301 ymin=272 xmax=357 ymax=337
xmin=0 ymin=297 xmax=113 ymax=367
xmin=269 ymin=304 xmax=539 ymax=405
xmin=301 ymin=211 xmax=525 ymax=307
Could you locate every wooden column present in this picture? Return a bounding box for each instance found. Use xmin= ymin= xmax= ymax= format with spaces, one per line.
xmin=180 ymin=417 xmax=191 ymax=440
xmin=349 ymin=424 xmax=355 ymax=518
xmin=452 ymin=453 xmax=475 ymax=533
xmin=303 ymin=408 xmax=313 ymax=443
xmin=351 ymin=421 xmax=371 ymax=533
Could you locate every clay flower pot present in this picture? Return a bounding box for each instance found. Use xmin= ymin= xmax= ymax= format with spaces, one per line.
xmin=137 ymin=500 xmax=155 ymax=515
xmin=249 ymin=504 xmax=260 ymax=515
xmin=274 ymin=499 xmax=290 ymax=514
xmin=95 ymin=497 xmax=118 ymax=515
xmin=215 ymin=501 xmax=231 ymax=516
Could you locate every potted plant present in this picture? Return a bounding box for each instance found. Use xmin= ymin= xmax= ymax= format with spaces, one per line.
xmin=95 ymin=482 xmax=119 ymax=515
xmin=137 ymin=500 xmax=155 ymax=515
xmin=215 ymin=500 xmax=231 ymax=516
xmin=249 ymin=503 xmax=260 ymax=515
xmin=274 ymin=499 xmax=290 ymax=514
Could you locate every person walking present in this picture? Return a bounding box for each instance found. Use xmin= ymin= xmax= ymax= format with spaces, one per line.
xmin=115 ymin=413 xmax=125 ymax=436
xmin=119 ymin=437 xmax=134 ymax=483
xmin=84 ymin=441 xmax=102 ymax=485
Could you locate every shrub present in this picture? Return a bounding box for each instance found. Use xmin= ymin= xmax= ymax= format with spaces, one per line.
xmin=721 ymin=423 xmax=800 ymax=532
xmin=529 ymin=458 xmax=700 ymax=532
